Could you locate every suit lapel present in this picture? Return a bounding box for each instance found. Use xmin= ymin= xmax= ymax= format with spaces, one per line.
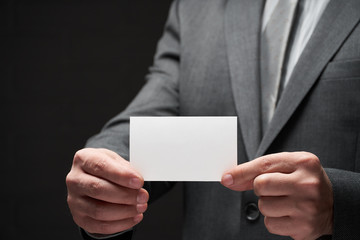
xmin=225 ymin=0 xmax=265 ymax=160
xmin=256 ymin=0 xmax=360 ymax=157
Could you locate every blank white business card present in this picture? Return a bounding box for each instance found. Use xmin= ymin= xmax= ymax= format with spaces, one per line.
xmin=130 ymin=116 xmax=237 ymax=181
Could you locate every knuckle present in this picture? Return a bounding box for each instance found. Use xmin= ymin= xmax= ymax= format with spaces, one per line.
xmin=66 ymin=195 xmax=83 ymax=218
xmin=295 ymin=152 xmax=309 ymax=165
xmin=91 ymin=158 xmax=107 ymax=175
xmin=73 ymin=149 xmax=87 ymax=165
xmin=88 ymin=180 xmax=104 ymax=197
xmin=90 ymin=202 xmax=105 ymax=220
xmin=96 ymin=221 xmax=114 ymax=234
xmin=299 ymin=177 xmax=321 ymax=197
xmin=65 ymin=172 xmax=78 ymax=189
xmin=72 ymin=214 xmax=84 ymax=228
xmin=65 ymin=173 xmax=74 ymax=187
xmin=264 ymin=217 xmax=276 ymax=234
xmin=253 ymin=175 xmax=268 ymax=195
xmin=300 ymin=222 xmax=314 ymax=237
xmin=289 ymin=233 xmax=299 ymax=240
xmin=307 ymin=156 xmax=321 ymax=169
xmin=257 ymin=198 xmax=265 ymax=214
xmin=74 ymin=149 xmax=110 ymax=175
xmin=73 ymin=214 xmax=94 ymax=232
xmin=260 ymin=157 xmax=273 ymax=173
xmin=296 ymin=152 xmax=320 ymax=168
xmin=66 ymin=195 xmax=74 ymax=206
xmin=75 ymin=215 xmax=112 ymax=235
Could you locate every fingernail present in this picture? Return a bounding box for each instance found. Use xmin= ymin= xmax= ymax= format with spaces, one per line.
xmin=222 ymin=174 xmax=234 ymax=186
xmin=137 ymin=191 xmax=148 ymax=204
xmin=129 ymin=178 xmax=142 ymax=189
xmin=136 ymin=203 xmax=147 ymax=213
xmin=133 ymin=214 xmax=143 ymax=223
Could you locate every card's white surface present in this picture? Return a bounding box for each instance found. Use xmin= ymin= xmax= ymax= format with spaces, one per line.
xmin=130 ymin=116 xmax=237 ymax=181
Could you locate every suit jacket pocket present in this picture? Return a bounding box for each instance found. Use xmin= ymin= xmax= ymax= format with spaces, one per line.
xmin=321 ymin=59 xmax=360 ymax=80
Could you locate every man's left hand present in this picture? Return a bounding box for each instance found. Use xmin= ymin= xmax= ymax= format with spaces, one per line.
xmin=221 ymin=152 xmax=333 ymax=240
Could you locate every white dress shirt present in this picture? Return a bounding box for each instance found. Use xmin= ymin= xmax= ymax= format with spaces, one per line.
xmin=263 ymin=0 xmax=330 ymax=89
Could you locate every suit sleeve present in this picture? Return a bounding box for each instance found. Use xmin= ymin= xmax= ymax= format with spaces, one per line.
xmin=82 ymin=1 xmax=181 ymax=239
xmin=85 ymin=0 xmax=181 ymax=159
xmin=325 ymin=168 xmax=360 ymax=239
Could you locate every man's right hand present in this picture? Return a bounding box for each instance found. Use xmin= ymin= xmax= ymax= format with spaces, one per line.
xmin=66 ymin=148 xmax=149 ymax=235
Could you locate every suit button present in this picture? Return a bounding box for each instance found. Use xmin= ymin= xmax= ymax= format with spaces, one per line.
xmin=244 ymin=203 xmax=260 ymax=221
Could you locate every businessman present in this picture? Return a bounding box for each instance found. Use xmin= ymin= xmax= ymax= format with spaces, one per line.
xmin=66 ymin=0 xmax=360 ymax=239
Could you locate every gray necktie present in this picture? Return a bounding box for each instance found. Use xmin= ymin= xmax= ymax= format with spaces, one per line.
xmin=261 ymin=0 xmax=298 ymax=132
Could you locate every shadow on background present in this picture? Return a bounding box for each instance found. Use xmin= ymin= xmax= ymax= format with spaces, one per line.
xmin=2 ymin=0 xmax=183 ymax=239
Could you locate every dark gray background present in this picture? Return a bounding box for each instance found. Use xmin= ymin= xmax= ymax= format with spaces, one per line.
xmin=2 ymin=1 xmax=183 ymax=239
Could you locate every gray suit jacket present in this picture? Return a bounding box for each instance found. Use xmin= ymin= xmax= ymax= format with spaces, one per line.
xmin=86 ymin=0 xmax=360 ymax=239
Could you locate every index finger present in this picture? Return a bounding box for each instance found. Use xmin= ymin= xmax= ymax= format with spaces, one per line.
xmin=74 ymin=148 xmax=144 ymax=189
xmin=221 ymin=152 xmax=297 ymax=191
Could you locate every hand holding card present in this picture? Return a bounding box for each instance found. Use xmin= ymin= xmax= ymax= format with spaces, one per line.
xmin=130 ymin=117 xmax=237 ymax=181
